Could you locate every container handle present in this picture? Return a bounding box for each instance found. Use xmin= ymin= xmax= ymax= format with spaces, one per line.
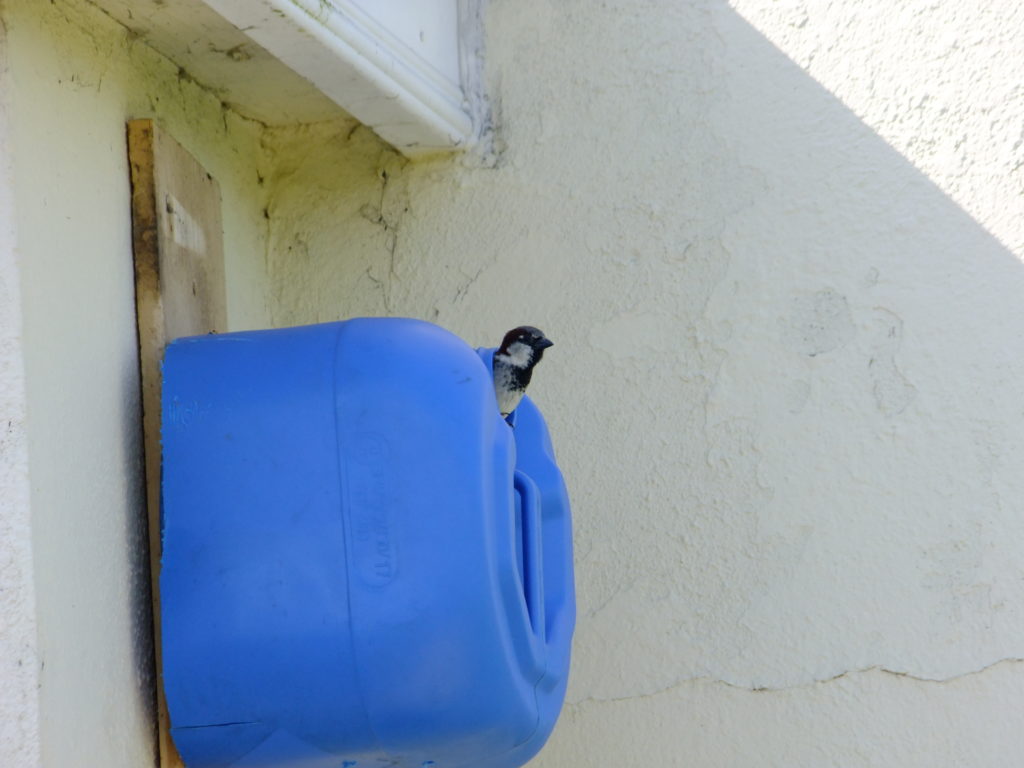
xmin=513 ymin=470 xmax=545 ymax=640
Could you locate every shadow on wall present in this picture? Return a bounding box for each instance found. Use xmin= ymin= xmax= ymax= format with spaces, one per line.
xmin=248 ymin=0 xmax=1024 ymax=762
xmin=559 ymin=0 xmax=1024 ymax=703
xmin=259 ymin=2 xmax=1024 ymax=746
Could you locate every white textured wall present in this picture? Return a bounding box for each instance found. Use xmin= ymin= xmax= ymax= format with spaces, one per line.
xmin=1 ymin=0 xmax=271 ymax=764
xmin=0 ymin=14 xmax=42 ymax=766
xmin=4 ymin=0 xmax=1022 ymax=765
xmin=265 ymin=0 xmax=1024 ymax=764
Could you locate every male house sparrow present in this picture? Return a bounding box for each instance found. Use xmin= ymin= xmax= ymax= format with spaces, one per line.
xmin=492 ymin=326 xmax=553 ymax=419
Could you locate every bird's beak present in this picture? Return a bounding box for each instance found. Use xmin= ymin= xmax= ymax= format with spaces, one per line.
xmin=538 ymin=337 xmax=554 ymax=349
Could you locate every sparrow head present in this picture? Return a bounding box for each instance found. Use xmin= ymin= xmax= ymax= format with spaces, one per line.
xmin=497 ymin=326 xmax=553 ymax=369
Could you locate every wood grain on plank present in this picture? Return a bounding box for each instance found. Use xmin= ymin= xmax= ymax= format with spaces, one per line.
xmin=128 ymin=119 xmax=227 ymax=768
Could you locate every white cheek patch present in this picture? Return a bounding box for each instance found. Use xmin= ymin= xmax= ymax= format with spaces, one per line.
xmin=498 ymin=341 xmax=533 ymax=368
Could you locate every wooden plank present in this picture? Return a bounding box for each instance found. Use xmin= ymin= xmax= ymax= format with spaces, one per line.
xmin=128 ymin=119 xmax=227 ymax=768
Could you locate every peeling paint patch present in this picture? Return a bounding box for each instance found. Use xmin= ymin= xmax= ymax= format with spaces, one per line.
xmin=784 ymin=288 xmax=855 ymax=357
xmin=868 ymin=307 xmax=917 ymax=416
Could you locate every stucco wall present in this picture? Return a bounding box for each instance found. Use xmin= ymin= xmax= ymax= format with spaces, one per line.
xmin=265 ymin=0 xmax=1024 ymax=764
xmin=3 ymin=0 xmax=1022 ymax=765
xmin=0 ymin=14 xmax=42 ymax=766
xmin=1 ymin=0 xmax=271 ymax=764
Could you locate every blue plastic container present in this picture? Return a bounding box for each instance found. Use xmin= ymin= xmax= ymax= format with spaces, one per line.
xmin=160 ymin=318 xmax=575 ymax=768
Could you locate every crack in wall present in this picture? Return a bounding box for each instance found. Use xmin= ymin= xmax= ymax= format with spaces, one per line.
xmin=357 ymin=157 xmax=409 ymax=313
xmin=452 ymin=265 xmax=485 ymax=304
xmin=566 ymin=657 xmax=1024 ymax=711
